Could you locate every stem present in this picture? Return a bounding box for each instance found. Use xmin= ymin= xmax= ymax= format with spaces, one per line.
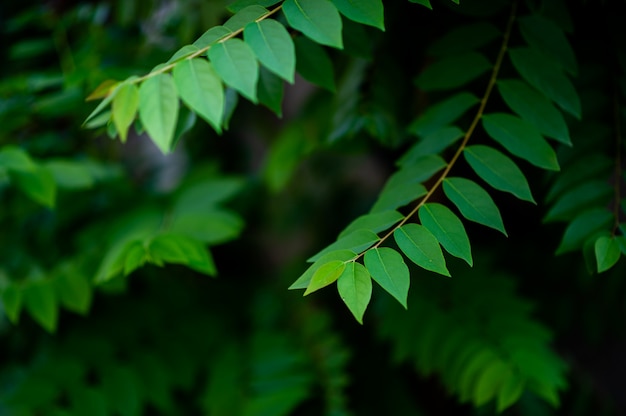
xmin=353 ymin=1 xmax=518 ymax=262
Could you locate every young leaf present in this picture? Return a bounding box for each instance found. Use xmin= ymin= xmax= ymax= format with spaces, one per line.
xmin=338 ymin=210 xmax=404 ymax=238
xmin=464 ymin=145 xmax=535 ymax=203
xmin=173 ymin=59 xmax=224 ymax=133
xmin=394 ymin=224 xmax=450 ymax=276
xmin=294 ymin=36 xmax=335 ymax=91
xmin=508 ymin=47 xmax=581 ymax=118
xmin=443 ymin=177 xmax=507 ymax=236
xmin=244 ymin=19 xmax=295 ymax=83
xmin=427 ymin=22 xmax=500 ymax=57
xmin=497 ymin=79 xmax=571 ymax=145
xmin=419 ymin=203 xmax=473 ymax=266
xmin=408 ymin=92 xmax=479 ymax=137
xmin=138 ymin=73 xmax=179 ymax=154
xmin=193 ymin=26 xmax=232 ymax=49
xmin=337 ymin=262 xmax=372 ymax=324
xmin=23 ymin=281 xmax=58 ymax=333
xmin=112 ymin=82 xmax=139 ymax=142
xmin=594 ymin=236 xmax=621 ymax=273
xmin=331 ymin=0 xmax=384 ymax=31
xmin=308 ymin=229 xmax=379 ymax=262
xmin=555 ymin=209 xmax=613 ymax=254
xmin=257 ymin=67 xmax=284 ymax=116
xmin=415 ymin=52 xmax=491 ymax=91
xmin=364 ymin=247 xmax=410 ymax=308
xmin=304 ymin=260 xmax=346 ymax=295
xmin=289 ymin=250 xmax=356 ymax=290
xmin=223 ymin=5 xmax=268 ymax=32
xmin=11 ymin=166 xmax=56 ymax=208
xmin=482 ymin=113 xmax=559 ymax=171
xmin=209 ymin=38 xmax=259 ymax=103
xmin=283 ymin=0 xmax=343 ymax=49
xmin=519 ymin=15 xmax=577 ymax=75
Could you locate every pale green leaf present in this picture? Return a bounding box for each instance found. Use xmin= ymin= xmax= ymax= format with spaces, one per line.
xmin=394 ymin=224 xmax=450 ymax=276
xmin=138 ymin=73 xmax=179 ymax=154
xmin=519 ymin=15 xmax=577 ymax=75
xmin=337 ymin=262 xmax=372 ymax=324
xmin=294 ymin=36 xmax=335 ymax=91
xmin=338 ymin=210 xmax=404 ymax=238
xmin=308 ymin=229 xmax=379 ymax=262
xmin=0 ymin=146 xmax=36 ymax=172
xmin=304 ymin=260 xmax=346 ymax=295
xmin=224 ymin=5 xmax=268 ymax=32
xmin=427 ymin=22 xmax=500 ymax=57
xmin=544 ymin=181 xmax=613 ymax=223
xmin=497 ymin=79 xmax=571 ymax=145
xmin=419 ymin=203 xmax=472 ymax=266
xmin=166 ymin=44 xmax=200 ymax=64
xmin=595 ymin=236 xmax=621 ymax=273
xmin=283 ymin=0 xmax=343 ymax=49
xmin=289 ymin=250 xmax=356 ymax=289
xmin=364 ymin=247 xmax=410 ymax=308
xmin=173 ymin=59 xmax=224 ymax=133
xmin=443 ymin=177 xmax=507 ymax=235
xmin=23 ymin=281 xmax=58 ymax=332
xmin=464 ymin=145 xmax=535 ymax=203
xmin=11 ymin=166 xmax=56 ymax=207
xmin=509 ymin=47 xmax=581 ymax=118
xmin=193 ymin=26 xmax=232 ymax=49
xmin=244 ymin=19 xmax=296 ymax=83
xmin=331 ymin=0 xmax=384 ymax=30
xmin=399 ymin=126 xmax=464 ymax=165
xmin=209 ymin=38 xmax=259 ymax=103
xmin=482 ymin=113 xmax=560 ymax=171
xmin=257 ymin=67 xmax=284 ymax=116
xmin=415 ymin=52 xmax=491 ymax=91
xmin=408 ymin=92 xmax=478 ymax=137
xmin=556 ymin=209 xmax=613 ymax=254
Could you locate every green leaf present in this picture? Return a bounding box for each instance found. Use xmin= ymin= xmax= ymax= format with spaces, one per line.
xmin=519 ymin=15 xmax=577 ymax=75
xmin=409 ymin=0 xmax=431 ymax=8
xmin=150 ymin=233 xmax=217 ymax=276
xmin=399 ymin=126 xmax=464 ymax=166
xmin=294 ymin=36 xmax=335 ymax=91
xmin=337 ymin=262 xmax=372 ymax=324
xmin=54 ymin=270 xmax=92 ymax=315
xmin=544 ymin=181 xmax=613 ymax=223
xmin=209 ymin=38 xmax=259 ymax=103
xmin=371 ymin=182 xmax=426 ymax=213
xmin=408 ymin=92 xmax=479 ymax=137
xmin=0 ymin=146 xmax=36 ymax=172
xmin=331 ymin=0 xmax=384 ymax=30
xmin=464 ymin=145 xmax=535 ymax=203
xmin=482 ymin=113 xmax=559 ymax=171
xmin=508 ymin=47 xmax=581 ymax=118
xmin=257 ymin=67 xmax=284 ymax=116
xmin=496 ymin=375 xmax=525 ymax=412
xmin=138 ymin=73 xmax=179 ymax=154
xmin=123 ymin=241 xmax=147 ymax=276
xmin=166 ymin=44 xmax=200 ymax=64
xmin=173 ymin=59 xmax=224 ymax=133
xmin=44 ymin=160 xmax=95 ymax=189
xmin=443 ymin=177 xmax=507 ymax=235
xmin=1 ymin=284 xmax=22 ymax=323
xmin=169 ymin=209 xmax=244 ymax=244
xmin=394 ymin=224 xmax=450 ymax=276
xmin=419 ymin=203 xmax=473 ymax=266
xmin=497 ymin=79 xmax=571 ymax=145
xmin=364 ymin=247 xmax=410 ymax=308
xmin=308 ymin=229 xmax=379 ymax=262
xmin=304 ymin=260 xmax=346 ymax=295
xmin=427 ymin=22 xmax=500 ymax=57
xmin=11 ymin=166 xmax=56 ymax=207
xmin=556 ymin=208 xmax=613 ymax=254
xmin=224 ymin=5 xmax=268 ymax=32
xmin=595 ymin=236 xmax=621 ymax=273
xmin=289 ymin=250 xmax=356 ymax=289
xmin=244 ymin=19 xmax=295 ymax=83
xmin=283 ymin=0 xmax=343 ymax=49
xmin=23 ymin=281 xmax=58 ymax=332
xmin=193 ymin=26 xmax=232 ymax=49
xmin=474 ymin=359 xmax=511 ymax=406
xmin=388 ymin=155 xmax=447 ymax=188
xmin=415 ymin=52 xmax=491 ymax=91
xmin=339 ymin=210 xmax=404 ymax=238
xmin=83 ymin=82 xmax=122 ymax=126
xmin=228 ymin=0 xmax=281 ymax=13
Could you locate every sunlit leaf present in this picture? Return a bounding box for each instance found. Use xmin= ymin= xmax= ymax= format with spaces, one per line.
xmin=289 ymin=250 xmax=356 ymax=290
xmin=337 ymin=262 xmax=372 ymax=323
xmin=138 ymin=73 xmax=179 ymax=154
xmin=304 ymin=260 xmax=346 ymax=295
